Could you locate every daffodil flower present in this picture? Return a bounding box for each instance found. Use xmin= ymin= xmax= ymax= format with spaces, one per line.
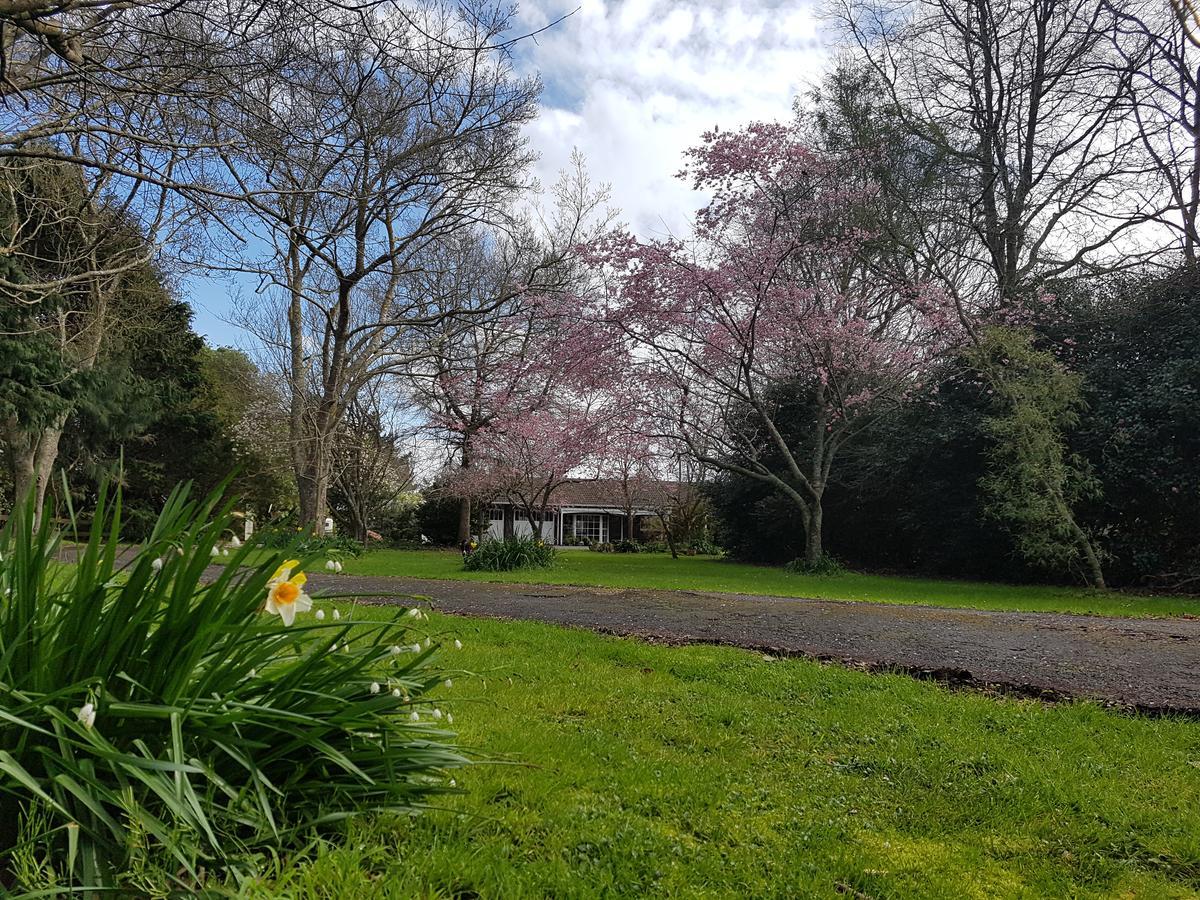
xmin=265 ymin=559 xmax=312 ymax=626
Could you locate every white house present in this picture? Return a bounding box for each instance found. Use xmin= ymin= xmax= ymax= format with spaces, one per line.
xmin=484 ymin=478 xmax=681 ymax=545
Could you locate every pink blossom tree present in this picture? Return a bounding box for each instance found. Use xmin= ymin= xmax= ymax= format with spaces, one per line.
xmin=407 ymin=158 xmax=614 ymax=541
xmin=587 ymin=122 xmax=962 ymax=564
xmin=454 ymin=394 xmax=614 ymax=536
xmin=418 ymin=288 xmax=627 ymax=538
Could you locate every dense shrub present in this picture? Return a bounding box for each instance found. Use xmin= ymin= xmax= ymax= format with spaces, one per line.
xmin=369 ymin=495 xmax=422 ymax=546
xmin=613 ymin=539 xmax=640 ymax=553
xmin=784 ymin=554 xmax=847 ymax=576
xmin=1053 ymin=268 xmax=1200 ymax=586
xmin=687 ymin=539 xmax=722 ymax=556
xmin=415 ymin=489 xmax=488 ymax=546
xmin=587 ymin=541 xmax=615 ymax=553
xmin=639 ymin=540 xmax=671 ymax=553
xmin=257 ymin=526 xmax=366 ymax=557
xmin=0 ymin=483 xmax=463 ymax=892
xmin=464 ymin=537 xmax=555 ymax=571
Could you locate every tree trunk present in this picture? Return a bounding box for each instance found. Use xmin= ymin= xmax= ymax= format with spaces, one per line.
xmin=456 ymin=445 xmax=472 ymax=543
xmin=1069 ymin=516 xmax=1106 ymax=590
xmin=457 ymin=498 xmax=472 ymax=544
xmin=804 ymin=499 xmax=823 ymax=565
xmin=657 ymin=511 xmax=678 ymax=559
xmin=295 ymin=432 xmax=332 ymax=534
xmin=347 ymin=499 xmax=369 ymax=544
xmin=6 ymin=418 xmax=65 ymax=527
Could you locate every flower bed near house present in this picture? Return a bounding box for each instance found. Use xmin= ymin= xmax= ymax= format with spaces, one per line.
xmin=0 ymin=483 xmax=462 ymax=893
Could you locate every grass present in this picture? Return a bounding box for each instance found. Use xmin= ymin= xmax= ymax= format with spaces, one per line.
xmin=341 ymin=549 xmax=1200 ymax=618
xmin=243 ymin=607 xmax=1200 ymax=898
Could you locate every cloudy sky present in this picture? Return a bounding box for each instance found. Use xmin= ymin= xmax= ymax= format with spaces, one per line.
xmin=187 ymin=0 xmax=830 ymax=343
xmin=514 ymin=0 xmax=827 ymax=237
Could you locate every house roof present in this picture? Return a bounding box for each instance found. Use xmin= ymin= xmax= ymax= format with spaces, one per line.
xmin=497 ymin=478 xmax=685 ymax=510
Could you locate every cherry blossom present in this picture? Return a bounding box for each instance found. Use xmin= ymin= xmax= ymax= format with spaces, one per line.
xmin=587 ymin=122 xmax=964 ymax=563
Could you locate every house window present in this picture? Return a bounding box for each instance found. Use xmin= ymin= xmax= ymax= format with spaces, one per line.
xmin=573 ymin=513 xmax=602 ymax=543
xmin=489 ymin=507 xmax=504 ymax=521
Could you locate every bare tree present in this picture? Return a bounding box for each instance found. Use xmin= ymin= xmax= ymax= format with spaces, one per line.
xmin=226 ymin=2 xmax=540 ymax=532
xmin=1110 ymin=1 xmax=1200 ymax=262
xmin=834 ymin=0 xmax=1158 ymax=305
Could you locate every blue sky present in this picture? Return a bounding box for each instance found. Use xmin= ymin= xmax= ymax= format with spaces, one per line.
xmin=185 ymin=0 xmax=829 ymax=347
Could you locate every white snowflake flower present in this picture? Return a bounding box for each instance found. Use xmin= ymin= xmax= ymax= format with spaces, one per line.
xmin=76 ymin=702 xmax=96 ymax=729
xmin=370 ymin=682 xmax=381 ymax=694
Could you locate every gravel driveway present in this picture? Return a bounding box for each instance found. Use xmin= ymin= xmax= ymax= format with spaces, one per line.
xmin=305 ymin=572 xmax=1200 ymax=714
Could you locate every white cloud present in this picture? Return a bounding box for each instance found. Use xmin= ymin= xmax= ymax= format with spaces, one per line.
xmin=515 ymin=0 xmax=830 ymax=238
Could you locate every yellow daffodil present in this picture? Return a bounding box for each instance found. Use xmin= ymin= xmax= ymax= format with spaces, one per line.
xmin=265 ymin=559 xmax=312 ymax=626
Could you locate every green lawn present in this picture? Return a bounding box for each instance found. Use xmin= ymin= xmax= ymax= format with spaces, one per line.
xmin=341 ymin=549 xmax=1200 ymax=618
xmin=246 ymin=608 xmax=1200 ymax=898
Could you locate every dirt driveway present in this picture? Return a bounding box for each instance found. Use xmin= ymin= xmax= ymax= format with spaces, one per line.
xmin=305 ymin=572 xmax=1200 ymax=714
